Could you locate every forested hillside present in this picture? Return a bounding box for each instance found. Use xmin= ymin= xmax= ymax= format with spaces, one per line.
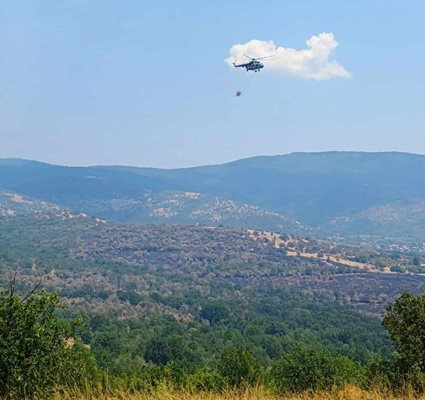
xmin=1 ymin=191 xmax=424 ymax=372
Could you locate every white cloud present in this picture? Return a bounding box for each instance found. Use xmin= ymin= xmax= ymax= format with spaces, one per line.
xmin=225 ymin=33 xmax=351 ymax=80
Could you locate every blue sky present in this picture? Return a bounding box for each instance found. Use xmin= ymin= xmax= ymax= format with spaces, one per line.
xmin=1 ymin=1 xmax=424 ymax=167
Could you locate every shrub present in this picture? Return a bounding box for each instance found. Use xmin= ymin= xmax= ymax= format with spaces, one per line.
xmin=144 ymin=335 xmax=194 ymax=367
xmin=0 ymin=286 xmax=98 ymax=399
xmin=271 ymin=346 xmax=364 ymax=393
xmin=185 ymin=368 xmax=224 ymax=391
xmin=218 ymin=348 xmax=262 ymax=389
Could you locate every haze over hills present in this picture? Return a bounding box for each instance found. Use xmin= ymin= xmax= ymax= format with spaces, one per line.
xmin=0 ymin=158 xmax=309 ymax=234
xmin=1 ymin=151 xmax=425 ymax=240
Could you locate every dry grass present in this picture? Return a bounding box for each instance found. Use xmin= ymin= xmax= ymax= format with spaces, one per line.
xmin=55 ymin=385 xmax=425 ymax=400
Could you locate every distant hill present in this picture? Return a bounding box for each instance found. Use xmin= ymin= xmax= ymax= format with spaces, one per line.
xmin=324 ymin=200 xmax=425 ymax=241
xmin=0 ymin=190 xmax=87 ymax=221
xmin=68 ymin=190 xmax=308 ymax=234
xmin=1 ymin=152 xmax=425 ymax=239
xmin=0 ymin=158 xmax=308 ymax=234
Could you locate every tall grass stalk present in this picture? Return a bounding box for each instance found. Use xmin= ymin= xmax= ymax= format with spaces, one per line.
xmin=54 ymin=384 xmax=425 ymax=400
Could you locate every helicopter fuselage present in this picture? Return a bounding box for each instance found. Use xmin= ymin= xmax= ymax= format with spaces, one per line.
xmin=234 ymin=60 xmax=264 ymax=72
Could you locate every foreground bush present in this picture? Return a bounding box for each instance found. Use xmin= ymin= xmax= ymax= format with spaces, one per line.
xmin=184 ymin=367 xmax=224 ymax=392
xmin=0 ymin=285 xmax=98 ymax=399
xmin=271 ymin=347 xmax=365 ymax=393
xmin=218 ymin=348 xmax=262 ymax=389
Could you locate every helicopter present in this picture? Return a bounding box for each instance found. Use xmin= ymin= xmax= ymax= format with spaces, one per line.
xmin=232 ymin=54 xmax=275 ymax=72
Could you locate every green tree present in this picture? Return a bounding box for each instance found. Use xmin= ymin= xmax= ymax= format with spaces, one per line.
xmin=200 ymin=302 xmax=230 ymax=325
xmin=144 ymin=335 xmax=194 ymax=367
xmin=0 ymin=284 xmax=97 ymax=399
xmin=382 ymin=292 xmax=425 ymax=390
xmin=117 ymin=290 xmax=141 ymax=306
xmin=91 ymin=331 xmax=123 ymax=371
xmin=61 ymin=342 xmax=99 ymax=389
xmin=218 ymin=348 xmax=262 ymax=389
xmin=271 ymin=346 xmax=364 ymax=393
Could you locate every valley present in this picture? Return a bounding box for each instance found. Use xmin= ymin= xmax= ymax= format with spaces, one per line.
xmin=1 ymin=153 xmax=425 ymax=396
xmin=1 ymin=186 xmax=424 ymax=319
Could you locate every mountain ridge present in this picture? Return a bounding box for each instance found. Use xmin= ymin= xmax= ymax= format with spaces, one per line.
xmin=3 ymin=150 xmax=425 ymax=169
xmin=2 ymin=151 xmax=425 ymax=240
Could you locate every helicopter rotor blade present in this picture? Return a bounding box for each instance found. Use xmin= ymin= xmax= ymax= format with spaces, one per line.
xmin=254 ymin=55 xmax=276 ymax=60
xmin=243 ymin=54 xmax=275 ymax=60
